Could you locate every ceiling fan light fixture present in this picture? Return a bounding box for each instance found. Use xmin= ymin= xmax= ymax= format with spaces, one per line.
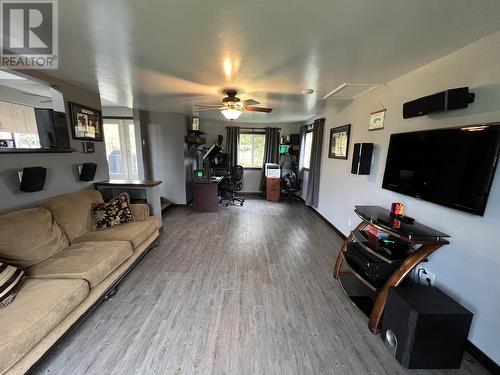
xmin=221 ymin=107 xmax=242 ymax=120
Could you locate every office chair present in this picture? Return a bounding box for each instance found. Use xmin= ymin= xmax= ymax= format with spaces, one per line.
xmin=280 ymin=155 xmax=302 ymax=201
xmin=220 ymin=165 xmax=245 ymax=206
xmin=282 ymin=171 xmax=302 ymax=201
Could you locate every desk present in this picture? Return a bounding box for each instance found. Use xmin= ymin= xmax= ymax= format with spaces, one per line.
xmin=94 ymin=180 xmax=163 ymax=226
xmin=192 ymin=177 xmax=222 ymax=212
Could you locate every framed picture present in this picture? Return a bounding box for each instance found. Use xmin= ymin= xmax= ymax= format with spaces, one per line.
xmin=369 ymin=109 xmax=386 ymax=131
xmin=329 ymin=124 xmax=351 ymax=159
xmin=69 ymin=102 xmax=104 ymax=141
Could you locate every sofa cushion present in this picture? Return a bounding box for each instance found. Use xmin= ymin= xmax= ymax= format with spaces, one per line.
xmin=72 ymin=217 xmax=159 ymax=249
xmin=27 ymin=241 xmax=133 ymax=288
xmin=0 ymin=278 xmax=88 ymax=373
xmin=92 ymin=193 xmax=134 ymax=229
xmin=130 ymin=203 xmax=150 ymax=221
xmin=0 ymin=207 xmax=68 ymax=268
xmin=39 ymin=190 xmax=104 ymax=242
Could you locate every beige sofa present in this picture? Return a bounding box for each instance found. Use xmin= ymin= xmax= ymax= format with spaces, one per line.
xmin=0 ymin=190 xmax=160 ymax=375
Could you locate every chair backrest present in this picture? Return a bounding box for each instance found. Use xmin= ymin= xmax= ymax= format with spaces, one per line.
xmin=231 ymin=165 xmax=244 ymax=182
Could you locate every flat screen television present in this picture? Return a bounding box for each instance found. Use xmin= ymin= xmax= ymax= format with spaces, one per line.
xmin=382 ymin=124 xmax=500 ymax=216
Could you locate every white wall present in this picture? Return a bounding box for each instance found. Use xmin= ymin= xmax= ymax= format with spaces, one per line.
xmin=0 ymin=71 xmax=108 ymax=214
xmin=102 ymin=106 xmax=133 ymax=118
xmin=200 ymin=119 xmax=301 ymax=192
xmin=315 ymin=30 xmax=500 ymax=363
xmin=146 ymin=112 xmax=188 ymax=204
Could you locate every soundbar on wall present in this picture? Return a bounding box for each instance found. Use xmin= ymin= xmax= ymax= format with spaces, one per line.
xmin=403 ymin=87 xmax=475 ymax=119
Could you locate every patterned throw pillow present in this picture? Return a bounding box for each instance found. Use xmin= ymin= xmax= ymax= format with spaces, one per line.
xmin=0 ymin=262 xmax=24 ymax=308
xmin=92 ymin=193 xmax=135 ymax=229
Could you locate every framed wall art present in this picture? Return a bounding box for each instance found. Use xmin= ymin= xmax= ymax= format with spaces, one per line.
xmin=369 ymin=109 xmax=386 ymax=131
xmin=69 ymin=102 xmax=104 ymax=141
xmin=328 ymin=124 xmax=351 ymax=159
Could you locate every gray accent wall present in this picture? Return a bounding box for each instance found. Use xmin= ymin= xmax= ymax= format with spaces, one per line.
xmin=0 ymin=71 xmax=108 ymax=214
xmin=146 ymin=112 xmax=188 ymax=204
xmin=315 ymin=31 xmax=500 ymax=363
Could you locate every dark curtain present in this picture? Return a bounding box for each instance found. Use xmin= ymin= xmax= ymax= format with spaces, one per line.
xmin=305 ymin=118 xmax=325 ymax=207
xmin=226 ymin=126 xmax=240 ymax=170
xmin=259 ymin=127 xmax=280 ymax=191
xmin=298 ymin=125 xmax=307 ymax=180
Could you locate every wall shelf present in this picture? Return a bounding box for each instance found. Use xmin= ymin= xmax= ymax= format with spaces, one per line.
xmin=0 ymin=147 xmax=74 ymax=154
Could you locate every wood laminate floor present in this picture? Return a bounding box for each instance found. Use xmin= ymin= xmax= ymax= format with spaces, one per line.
xmin=34 ymin=198 xmax=488 ymax=375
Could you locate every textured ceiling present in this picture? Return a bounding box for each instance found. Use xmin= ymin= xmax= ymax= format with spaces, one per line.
xmin=42 ymin=0 xmax=500 ymax=123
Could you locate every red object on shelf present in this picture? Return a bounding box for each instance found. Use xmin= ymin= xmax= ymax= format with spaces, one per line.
xmin=266 ymin=177 xmax=280 ymax=202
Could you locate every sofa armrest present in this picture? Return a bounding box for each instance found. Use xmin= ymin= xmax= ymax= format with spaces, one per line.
xmin=130 ymin=203 xmax=150 ymax=221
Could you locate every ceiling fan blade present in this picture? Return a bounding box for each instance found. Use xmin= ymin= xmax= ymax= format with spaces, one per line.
xmin=194 ymin=104 xmax=224 ymax=108
xmin=242 ymin=99 xmax=260 ymax=106
xmin=195 ymin=107 xmax=224 ymax=112
xmin=244 ymin=106 xmax=273 ymax=113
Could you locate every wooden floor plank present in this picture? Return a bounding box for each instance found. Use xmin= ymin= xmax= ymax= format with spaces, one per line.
xmin=34 ymin=198 xmax=488 ymax=375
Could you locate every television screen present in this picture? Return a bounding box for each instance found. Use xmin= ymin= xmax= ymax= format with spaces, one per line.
xmin=382 ymin=124 xmax=500 ymax=215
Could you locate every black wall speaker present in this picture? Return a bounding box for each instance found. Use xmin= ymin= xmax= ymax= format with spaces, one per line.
xmin=403 ymin=87 xmax=475 ymax=119
xmin=19 ymin=167 xmax=47 ymax=192
xmin=382 ymin=287 xmax=473 ymax=369
xmin=351 ymin=143 xmax=373 ymax=175
xmin=79 ymin=163 xmax=97 ymax=181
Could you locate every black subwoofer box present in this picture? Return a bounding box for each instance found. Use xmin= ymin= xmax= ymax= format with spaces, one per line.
xmin=382 ymin=286 xmax=473 ymax=369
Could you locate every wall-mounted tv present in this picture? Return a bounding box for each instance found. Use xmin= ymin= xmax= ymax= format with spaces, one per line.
xmin=382 ymin=124 xmax=500 ymax=216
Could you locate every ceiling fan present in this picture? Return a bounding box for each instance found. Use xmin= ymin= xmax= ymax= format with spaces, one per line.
xmin=195 ymin=89 xmax=273 ymax=120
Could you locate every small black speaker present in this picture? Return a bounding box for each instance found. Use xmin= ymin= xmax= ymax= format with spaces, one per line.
xmin=403 ymin=87 xmax=474 ymax=119
xmin=351 ymin=143 xmax=373 ymax=175
xmin=382 ymin=286 xmax=472 ymax=369
xmin=79 ymin=163 xmax=97 ymax=181
xmin=20 ymin=167 xmax=47 ymax=192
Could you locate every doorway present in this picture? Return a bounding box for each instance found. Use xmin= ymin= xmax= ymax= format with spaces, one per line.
xmin=103 ymin=119 xmax=138 ymax=180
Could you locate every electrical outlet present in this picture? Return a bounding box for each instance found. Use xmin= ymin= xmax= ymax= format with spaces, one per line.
xmin=414 ymin=266 xmax=435 ymax=286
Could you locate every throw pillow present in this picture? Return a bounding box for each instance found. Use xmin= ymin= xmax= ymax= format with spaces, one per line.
xmin=0 ymin=262 xmax=24 ymax=308
xmin=92 ymin=193 xmax=135 ymax=229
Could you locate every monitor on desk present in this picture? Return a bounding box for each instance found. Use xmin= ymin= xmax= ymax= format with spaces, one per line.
xmin=203 ymin=144 xmax=222 ymax=160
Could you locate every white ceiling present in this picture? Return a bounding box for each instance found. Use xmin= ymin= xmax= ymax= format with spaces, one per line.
xmin=45 ymin=0 xmax=500 ymax=123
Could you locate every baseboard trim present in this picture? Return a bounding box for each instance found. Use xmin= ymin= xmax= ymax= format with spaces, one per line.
xmin=306 ymin=205 xmax=347 ymax=241
xmin=239 ymin=192 xmax=264 ymax=197
xmin=465 ymin=340 xmax=500 ymax=374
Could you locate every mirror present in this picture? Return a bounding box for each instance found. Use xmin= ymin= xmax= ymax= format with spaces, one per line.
xmin=0 ymin=70 xmax=71 ymax=152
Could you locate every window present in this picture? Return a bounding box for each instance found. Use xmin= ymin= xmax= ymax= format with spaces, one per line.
xmin=303 ymin=130 xmax=313 ymax=169
xmin=103 ymin=119 xmax=138 ymax=179
xmin=238 ymin=132 xmax=265 ymax=168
